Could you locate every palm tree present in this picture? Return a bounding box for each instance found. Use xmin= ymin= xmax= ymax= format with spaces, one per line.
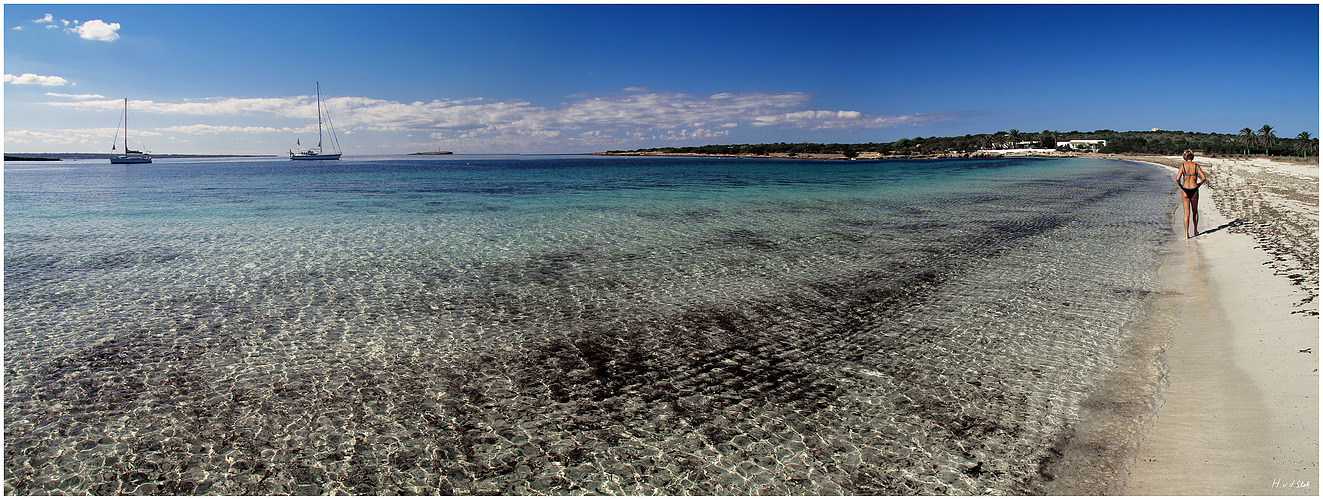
xmin=1239 ymin=128 xmax=1255 ymax=157
xmin=1008 ymin=129 xmax=1021 ymax=148
xmin=1296 ymin=131 xmax=1314 ymax=159
xmin=1258 ymin=124 xmax=1275 ymax=157
xmin=1040 ymin=129 xmax=1057 ymax=149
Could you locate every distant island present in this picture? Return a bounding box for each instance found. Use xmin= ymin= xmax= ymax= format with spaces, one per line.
xmin=5 ymin=155 xmax=60 ymax=161
xmin=409 ymin=151 xmax=453 ymax=155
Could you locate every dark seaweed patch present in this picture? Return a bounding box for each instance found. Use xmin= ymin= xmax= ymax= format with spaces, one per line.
xmin=634 ymin=208 xmax=721 ymax=223
xmin=710 ymin=228 xmax=779 ymax=251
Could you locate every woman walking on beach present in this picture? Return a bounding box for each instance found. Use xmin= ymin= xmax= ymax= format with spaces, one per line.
xmin=1176 ymin=150 xmax=1207 ymax=239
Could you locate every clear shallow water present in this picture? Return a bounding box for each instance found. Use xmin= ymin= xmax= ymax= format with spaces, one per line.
xmin=5 ymin=155 xmax=1176 ymax=494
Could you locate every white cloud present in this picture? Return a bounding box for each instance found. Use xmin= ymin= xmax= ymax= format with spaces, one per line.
xmin=751 ymin=109 xmax=958 ymax=130
xmin=12 ymin=26 xmax=22 ymax=31
xmin=69 ymin=19 xmax=121 ymax=42
xmin=24 ymin=14 xmax=122 ymax=41
xmin=5 ymin=73 xmax=68 ymax=86
xmin=44 ymin=96 xmax=306 ymax=115
xmin=324 ymin=96 xmax=541 ymax=138
xmin=28 ymin=88 xmax=964 ymax=152
xmin=5 ymin=127 xmax=158 ymax=146
xmin=45 ymin=92 xmax=104 ymax=99
xmin=155 ymin=97 xmax=304 ymax=115
xmin=537 ymin=91 xmax=812 ymax=131
xmin=652 ymin=128 xmax=732 ymax=141
xmin=41 ymin=90 xmax=909 ymax=138
xmin=157 ymin=124 xmax=287 ymax=135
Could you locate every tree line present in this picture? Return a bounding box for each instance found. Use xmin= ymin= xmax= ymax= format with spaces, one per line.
xmin=607 ymin=127 xmax=1318 ymax=160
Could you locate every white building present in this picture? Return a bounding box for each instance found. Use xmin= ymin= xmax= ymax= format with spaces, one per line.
xmin=1056 ymin=139 xmax=1107 ymax=150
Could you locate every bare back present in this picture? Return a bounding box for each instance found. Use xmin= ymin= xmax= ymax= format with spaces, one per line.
xmin=1178 ymin=161 xmax=1205 ymax=189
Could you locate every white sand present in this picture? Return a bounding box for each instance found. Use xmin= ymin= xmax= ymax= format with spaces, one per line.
xmin=1123 ymin=157 xmax=1319 ymax=494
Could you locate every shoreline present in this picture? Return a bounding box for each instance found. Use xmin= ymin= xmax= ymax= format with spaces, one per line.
xmin=591 ymin=149 xmax=1085 ymax=160
xmin=1122 ymin=156 xmax=1319 ymax=494
xmin=593 ymin=149 xmax=1321 ymax=166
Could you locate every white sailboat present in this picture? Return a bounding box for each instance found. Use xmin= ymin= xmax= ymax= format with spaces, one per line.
xmin=110 ymin=98 xmax=151 ymax=164
xmin=290 ymin=82 xmax=342 ymax=160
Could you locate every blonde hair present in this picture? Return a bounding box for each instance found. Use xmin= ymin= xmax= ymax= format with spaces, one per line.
xmin=1183 ymin=149 xmax=1195 ymax=161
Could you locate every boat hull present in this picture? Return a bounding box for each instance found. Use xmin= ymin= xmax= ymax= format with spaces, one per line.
xmin=110 ymin=156 xmax=152 ymax=164
xmin=290 ymin=153 xmax=342 ymax=160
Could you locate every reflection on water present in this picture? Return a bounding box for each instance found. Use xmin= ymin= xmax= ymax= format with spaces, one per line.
xmin=5 ymin=157 xmax=1175 ymax=494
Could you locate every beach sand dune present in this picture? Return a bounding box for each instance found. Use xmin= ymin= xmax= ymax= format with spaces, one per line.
xmin=1124 ymin=157 xmax=1319 ymax=495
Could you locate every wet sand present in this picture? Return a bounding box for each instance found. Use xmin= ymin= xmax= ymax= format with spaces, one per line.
xmin=1124 ymin=157 xmax=1319 ymax=494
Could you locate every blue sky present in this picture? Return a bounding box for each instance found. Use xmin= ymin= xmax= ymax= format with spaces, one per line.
xmin=4 ymin=4 xmax=1318 ymax=154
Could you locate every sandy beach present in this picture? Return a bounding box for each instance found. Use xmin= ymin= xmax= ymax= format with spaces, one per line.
xmin=1124 ymin=156 xmax=1319 ymax=494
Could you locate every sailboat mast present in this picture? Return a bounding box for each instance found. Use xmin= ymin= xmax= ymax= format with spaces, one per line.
xmin=316 ymin=82 xmax=324 ymax=152
xmin=123 ymin=98 xmax=130 ymax=152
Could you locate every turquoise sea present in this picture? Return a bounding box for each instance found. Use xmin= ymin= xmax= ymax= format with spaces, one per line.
xmin=4 ymin=155 xmax=1178 ymax=494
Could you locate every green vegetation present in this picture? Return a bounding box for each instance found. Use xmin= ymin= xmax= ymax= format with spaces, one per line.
xmin=4 ymin=155 xmax=60 ymax=161
xmin=606 ymin=127 xmax=1319 ymax=160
